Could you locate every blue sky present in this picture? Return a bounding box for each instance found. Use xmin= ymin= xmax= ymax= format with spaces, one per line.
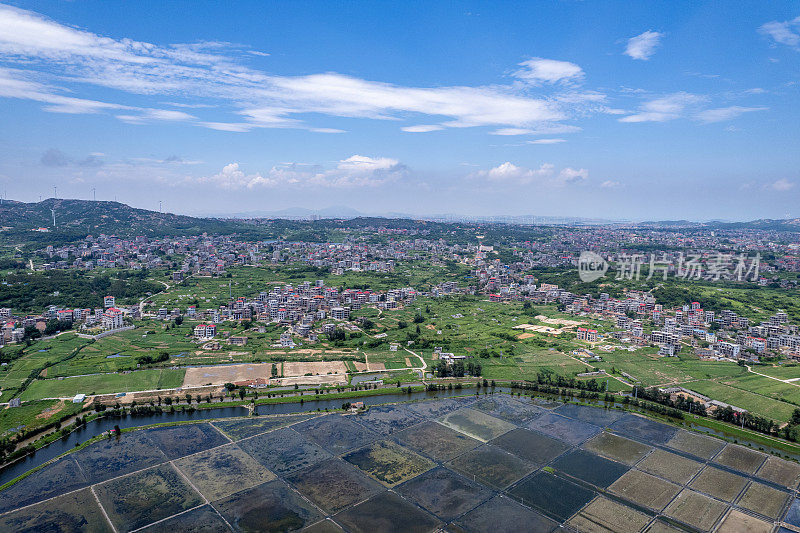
xmin=0 ymin=1 xmax=798 ymax=220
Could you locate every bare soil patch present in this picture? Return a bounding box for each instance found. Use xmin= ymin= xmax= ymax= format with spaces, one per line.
xmin=183 ymin=363 xmax=271 ymax=387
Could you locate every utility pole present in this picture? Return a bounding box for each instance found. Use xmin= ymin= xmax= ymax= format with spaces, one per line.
xmin=51 ymin=208 xmax=56 ymax=228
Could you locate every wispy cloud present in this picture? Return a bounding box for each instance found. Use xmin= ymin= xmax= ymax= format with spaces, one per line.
xmin=0 ymin=5 xmax=610 ymax=135
xmin=696 ymin=106 xmax=768 ymax=123
xmin=40 ymin=148 xmax=104 ymax=168
xmin=401 ymin=125 xmax=445 ymax=133
xmin=624 ymin=31 xmax=664 ymax=60
xmin=759 ymin=16 xmax=800 ymax=48
xmin=620 ymin=92 xmax=704 ymax=123
xmin=771 ymin=178 xmax=795 ymax=191
xmin=527 ymin=138 xmax=565 ymax=145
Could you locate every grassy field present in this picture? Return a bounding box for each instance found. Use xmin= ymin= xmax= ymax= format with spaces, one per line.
xmin=680 ymin=379 xmax=797 ymax=422
xmin=0 ymin=334 xmax=90 ymax=395
xmin=19 ymin=368 xmax=186 ymax=400
xmin=0 ymin=399 xmax=84 ymax=436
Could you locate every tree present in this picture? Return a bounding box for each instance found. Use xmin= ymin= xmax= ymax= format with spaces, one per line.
xmin=271 ymin=363 xmax=278 ymax=378
xmin=238 ymin=388 xmax=247 ymax=400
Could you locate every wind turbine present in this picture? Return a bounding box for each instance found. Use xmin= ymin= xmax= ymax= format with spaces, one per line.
xmin=92 ymin=188 xmax=96 ymax=202
xmin=53 ymin=186 xmax=57 ymax=199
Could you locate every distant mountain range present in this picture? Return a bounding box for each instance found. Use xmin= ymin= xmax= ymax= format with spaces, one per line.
xmin=1 ymin=198 xmax=798 ymax=243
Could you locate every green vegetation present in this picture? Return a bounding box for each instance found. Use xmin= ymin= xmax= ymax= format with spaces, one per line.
xmin=0 ymin=399 xmax=83 ymax=436
xmin=19 ymin=368 xmax=185 ymax=400
xmin=0 ymin=269 xmax=162 ymax=313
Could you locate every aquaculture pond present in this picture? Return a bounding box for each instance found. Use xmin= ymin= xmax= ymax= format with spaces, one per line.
xmin=1 ymin=394 xmax=799 ymax=532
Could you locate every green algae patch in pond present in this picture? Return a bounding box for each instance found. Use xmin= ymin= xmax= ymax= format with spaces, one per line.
xmin=342 ymin=440 xmax=434 ymax=487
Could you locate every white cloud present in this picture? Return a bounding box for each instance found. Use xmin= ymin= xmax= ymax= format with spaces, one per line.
xmin=759 ymin=16 xmax=800 ymax=47
xmin=490 ymin=128 xmax=537 ymax=136
xmin=474 ymin=162 xmax=586 ymax=187
xmin=196 ymin=162 xmax=268 ymax=189
xmin=624 ymin=31 xmax=664 ymax=60
xmin=600 ymin=180 xmax=621 ymax=188
xmin=401 ymin=125 xmax=445 ymax=133
xmin=527 ymin=138 xmax=565 ymax=145
xmin=620 ymin=92 xmax=704 ymax=123
xmin=490 ymin=124 xmax=581 ymax=136
xmin=771 ymin=179 xmax=795 ymax=191
xmin=695 ymin=106 xmax=768 ymax=123
xmin=555 ymin=167 xmax=588 ymax=186
xmin=513 ymin=58 xmax=584 ymax=85
xmin=476 ymin=162 xmax=554 ymax=184
xmin=0 ymin=5 xmax=599 ymax=135
xmin=193 ymin=155 xmax=407 ymax=190
xmin=144 ymin=109 xmax=196 ymax=121
xmin=198 ymin=122 xmax=255 ymax=132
